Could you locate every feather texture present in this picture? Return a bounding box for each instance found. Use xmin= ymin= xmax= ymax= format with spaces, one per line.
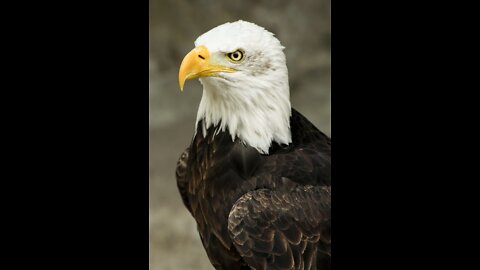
xmin=176 ymin=109 xmax=331 ymax=270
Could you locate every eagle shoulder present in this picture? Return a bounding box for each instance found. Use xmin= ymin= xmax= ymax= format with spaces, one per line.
xmin=228 ymin=186 xmax=331 ymax=270
xmin=175 ymin=147 xmax=191 ymax=213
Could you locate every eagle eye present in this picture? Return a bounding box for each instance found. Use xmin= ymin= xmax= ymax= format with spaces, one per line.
xmin=226 ymin=50 xmax=244 ymax=62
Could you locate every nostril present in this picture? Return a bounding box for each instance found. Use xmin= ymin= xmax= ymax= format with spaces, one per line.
xmin=198 ymin=55 xmax=205 ymax=60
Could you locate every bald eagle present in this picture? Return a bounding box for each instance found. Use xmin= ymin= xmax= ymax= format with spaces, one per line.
xmin=176 ymin=20 xmax=330 ymax=270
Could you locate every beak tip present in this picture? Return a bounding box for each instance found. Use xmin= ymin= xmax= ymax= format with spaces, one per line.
xmin=179 ymin=80 xmax=185 ymax=92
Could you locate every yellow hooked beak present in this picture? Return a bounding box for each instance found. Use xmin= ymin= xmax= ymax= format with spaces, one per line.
xmin=178 ymin=45 xmax=236 ymax=91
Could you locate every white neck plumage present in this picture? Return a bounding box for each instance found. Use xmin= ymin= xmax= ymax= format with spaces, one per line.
xmin=195 ymin=71 xmax=292 ymax=155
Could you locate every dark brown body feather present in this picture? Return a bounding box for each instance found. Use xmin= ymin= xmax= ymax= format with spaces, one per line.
xmin=176 ymin=108 xmax=331 ymax=270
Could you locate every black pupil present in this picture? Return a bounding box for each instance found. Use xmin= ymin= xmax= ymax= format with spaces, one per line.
xmin=232 ymin=52 xmax=239 ymax=59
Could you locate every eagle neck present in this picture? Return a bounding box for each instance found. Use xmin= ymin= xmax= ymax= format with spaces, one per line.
xmin=195 ymin=77 xmax=292 ymax=154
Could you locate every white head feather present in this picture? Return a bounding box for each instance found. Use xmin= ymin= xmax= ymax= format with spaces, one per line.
xmin=194 ymin=20 xmax=291 ymax=154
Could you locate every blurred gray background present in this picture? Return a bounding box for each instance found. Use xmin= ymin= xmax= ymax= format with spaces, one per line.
xmin=149 ymin=1 xmax=330 ymax=269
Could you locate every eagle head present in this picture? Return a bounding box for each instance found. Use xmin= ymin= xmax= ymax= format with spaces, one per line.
xmin=178 ymin=20 xmax=292 ymax=154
